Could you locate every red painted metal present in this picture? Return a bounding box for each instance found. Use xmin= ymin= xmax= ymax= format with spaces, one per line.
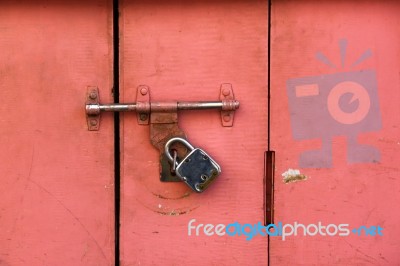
xmin=271 ymin=1 xmax=400 ymax=264
xmin=119 ymin=0 xmax=268 ymax=264
xmin=0 ymin=1 xmax=114 ymax=265
xmin=2 ymin=1 xmax=396 ymax=265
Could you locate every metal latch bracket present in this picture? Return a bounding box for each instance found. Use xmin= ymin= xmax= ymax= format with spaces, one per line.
xmin=85 ymin=84 xmax=240 ymax=182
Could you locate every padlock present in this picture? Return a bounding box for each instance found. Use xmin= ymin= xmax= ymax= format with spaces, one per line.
xmin=165 ymin=137 xmax=221 ymax=193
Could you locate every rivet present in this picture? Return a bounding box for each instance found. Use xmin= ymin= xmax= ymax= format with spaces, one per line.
xmin=140 ymin=113 xmax=148 ymax=121
xmin=222 ymin=88 xmax=230 ymax=96
xmin=223 ymin=114 xmax=231 ymax=122
xmin=89 ymin=91 xmax=97 ymax=99
xmin=90 ymin=119 xmax=98 ymax=126
xmin=140 ymin=87 xmax=148 ymax=95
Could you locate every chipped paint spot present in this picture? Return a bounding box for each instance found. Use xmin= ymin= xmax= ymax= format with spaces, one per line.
xmin=282 ymin=169 xmax=308 ymax=184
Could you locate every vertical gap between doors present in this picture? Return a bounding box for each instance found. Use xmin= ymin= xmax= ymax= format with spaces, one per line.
xmin=267 ymin=1 xmax=271 ymax=152
xmin=113 ymin=0 xmax=120 ymax=265
xmin=267 ymin=0 xmax=272 ymax=265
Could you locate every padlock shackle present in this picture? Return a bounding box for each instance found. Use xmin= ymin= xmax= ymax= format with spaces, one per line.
xmin=164 ymin=137 xmax=195 ymax=164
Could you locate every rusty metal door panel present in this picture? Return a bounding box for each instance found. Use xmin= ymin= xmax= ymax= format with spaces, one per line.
xmin=271 ymin=1 xmax=400 ymax=264
xmin=0 ymin=1 xmax=114 ymax=265
xmin=119 ymin=0 xmax=268 ymax=264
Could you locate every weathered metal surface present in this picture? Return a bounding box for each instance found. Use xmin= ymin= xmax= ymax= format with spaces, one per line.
xmin=136 ymin=85 xmax=150 ymax=125
xmin=87 ymin=100 xmax=239 ymax=113
xmin=219 ymin=83 xmax=236 ymax=127
xmin=0 ymin=1 xmax=114 ymax=265
xmin=85 ymin=85 xmax=239 ymax=129
xmin=86 ymin=86 xmax=101 ymax=131
xmin=150 ymin=111 xmax=187 ymax=182
xmin=120 ymin=0 xmax=268 ymax=264
xmin=271 ymin=1 xmax=400 ymax=264
xmin=164 ymin=137 xmax=222 ymax=192
xmin=86 ymin=84 xmax=238 ymax=184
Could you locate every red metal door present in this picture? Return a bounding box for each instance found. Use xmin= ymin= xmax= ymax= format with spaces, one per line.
xmin=119 ymin=0 xmax=268 ymax=264
xmin=0 ymin=1 xmax=115 ymax=265
xmin=4 ymin=1 xmax=397 ymax=265
xmin=271 ymin=1 xmax=400 ymax=264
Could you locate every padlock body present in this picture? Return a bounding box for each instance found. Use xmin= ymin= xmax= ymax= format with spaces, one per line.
xmin=175 ymin=148 xmax=221 ymax=193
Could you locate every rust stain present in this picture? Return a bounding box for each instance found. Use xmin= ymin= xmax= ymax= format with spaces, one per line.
xmin=151 ymin=191 xmax=191 ymax=200
xmin=152 ymin=206 xmax=199 ymax=216
xmin=282 ymin=169 xmax=308 ymax=184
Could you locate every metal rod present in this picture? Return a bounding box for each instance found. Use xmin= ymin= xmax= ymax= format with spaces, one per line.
xmin=86 ymin=100 xmax=239 ymax=115
xmin=99 ymin=103 xmax=137 ymax=112
xmin=177 ymin=101 xmax=223 ymax=110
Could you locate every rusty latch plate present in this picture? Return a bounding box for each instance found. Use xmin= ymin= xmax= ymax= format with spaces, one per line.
xmin=86 ymin=86 xmax=100 ymax=131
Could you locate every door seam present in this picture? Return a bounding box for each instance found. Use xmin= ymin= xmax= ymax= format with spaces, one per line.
xmin=267 ymin=0 xmax=272 ymax=265
xmin=113 ymin=0 xmax=121 ymax=265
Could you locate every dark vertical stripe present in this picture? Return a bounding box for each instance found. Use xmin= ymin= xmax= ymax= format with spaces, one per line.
xmin=267 ymin=0 xmax=271 ymax=152
xmin=267 ymin=1 xmax=272 ymax=265
xmin=113 ymin=0 xmax=120 ymax=265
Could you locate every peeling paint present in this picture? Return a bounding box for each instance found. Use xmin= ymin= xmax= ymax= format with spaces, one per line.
xmin=282 ymin=169 xmax=308 ymax=184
